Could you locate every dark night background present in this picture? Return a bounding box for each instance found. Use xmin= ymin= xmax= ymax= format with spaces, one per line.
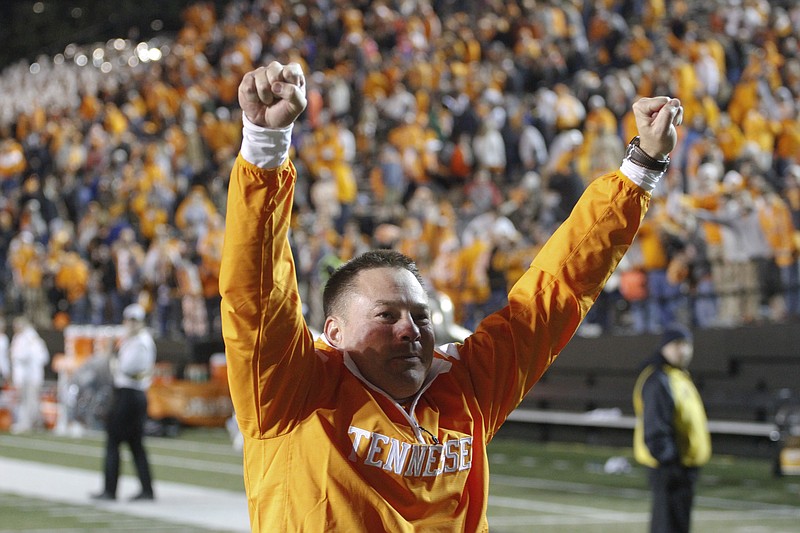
xmin=0 ymin=0 xmax=220 ymax=70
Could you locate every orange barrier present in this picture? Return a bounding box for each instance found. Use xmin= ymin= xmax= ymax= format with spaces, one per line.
xmin=0 ymin=387 xmax=13 ymax=431
xmin=147 ymin=379 xmax=232 ymax=427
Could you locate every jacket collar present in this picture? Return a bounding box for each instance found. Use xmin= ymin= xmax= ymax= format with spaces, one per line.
xmin=341 ymin=348 xmax=453 ymax=406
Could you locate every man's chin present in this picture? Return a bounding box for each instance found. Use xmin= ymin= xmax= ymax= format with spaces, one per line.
xmin=392 ymin=357 xmax=429 ymax=375
xmin=384 ymin=367 xmax=426 ymax=398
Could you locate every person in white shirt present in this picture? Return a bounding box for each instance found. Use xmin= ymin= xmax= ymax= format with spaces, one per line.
xmin=8 ymin=316 xmax=49 ymax=433
xmin=92 ymin=303 xmax=156 ymax=502
xmin=0 ymin=316 xmax=9 ymax=386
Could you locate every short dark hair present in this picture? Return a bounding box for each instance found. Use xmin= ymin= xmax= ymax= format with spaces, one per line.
xmin=322 ymin=249 xmax=425 ymax=318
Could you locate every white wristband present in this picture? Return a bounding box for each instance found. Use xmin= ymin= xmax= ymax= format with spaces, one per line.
xmin=241 ymin=115 xmax=294 ymax=169
xmin=620 ymin=159 xmax=664 ymax=192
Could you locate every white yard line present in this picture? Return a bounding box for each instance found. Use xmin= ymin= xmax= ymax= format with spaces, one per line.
xmin=0 ymin=457 xmax=250 ymax=533
xmin=488 ymin=494 xmax=646 ymax=522
xmin=492 ymin=473 xmax=800 ymax=514
xmin=0 ymin=435 xmax=243 ymax=475
xmin=488 ymin=475 xmax=800 ymax=530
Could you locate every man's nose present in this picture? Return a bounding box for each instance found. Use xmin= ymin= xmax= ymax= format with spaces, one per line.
xmin=396 ymin=313 xmax=421 ymax=341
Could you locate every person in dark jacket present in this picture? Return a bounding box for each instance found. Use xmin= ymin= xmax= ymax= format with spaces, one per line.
xmin=633 ymin=323 xmax=711 ymax=533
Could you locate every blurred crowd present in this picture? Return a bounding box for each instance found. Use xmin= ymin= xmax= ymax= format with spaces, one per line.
xmin=0 ymin=0 xmax=799 ymax=341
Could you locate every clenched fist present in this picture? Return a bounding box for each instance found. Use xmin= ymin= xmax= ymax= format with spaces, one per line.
xmin=238 ymin=61 xmax=307 ymax=129
xmin=631 ymin=97 xmax=684 ymax=160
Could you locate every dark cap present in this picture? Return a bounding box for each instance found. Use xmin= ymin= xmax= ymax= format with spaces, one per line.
xmin=659 ymin=323 xmax=692 ymax=350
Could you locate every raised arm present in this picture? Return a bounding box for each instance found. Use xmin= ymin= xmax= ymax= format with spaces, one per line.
xmin=463 ymin=97 xmax=684 ymax=429
xmin=219 ymin=62 xmax=311 ymax=439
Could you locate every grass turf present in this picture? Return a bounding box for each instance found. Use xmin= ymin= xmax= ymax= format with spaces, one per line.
xmin=1 ymin=428 xmax=799 ymax=532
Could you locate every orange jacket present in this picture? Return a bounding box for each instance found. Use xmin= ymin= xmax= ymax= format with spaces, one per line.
xmin=220 ymin=155 xmax=648 ymax=532
xmin=758 ymin=194 xmax=797 ymax=267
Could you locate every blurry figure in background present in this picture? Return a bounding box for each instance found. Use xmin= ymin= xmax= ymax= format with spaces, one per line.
xmin=8 ymin=316 xmax=50 ymax=433
xmin=582 ymin=95 xmax=624 ymax=179
xmin=142 ymin=226 xmax=182 ymax=338
xmin=175 ymin=249 xmax=209 ymax=342
xmin=752 ymin=175 xmax=798 ymax=320
xmin=684 ymin=163 xmax=723 ymax=328
xmin=0 ymin=316 xmax=8 ymax=386
xmin=372 ymin=143 xmax=406 ymax=209
xmin=691 ymin=173 xmax=766 ymax=325
xmin=174 ymin=185 xmax=216 ymax=247
xmin=518 ymin=114 xmax=548 ymax=176
xmin=633 ymin=323 xmax=711 ymax=533
xmin=53 ymin=250 xmax=91 ymax=325
xmin=0 ymin=211 xmax=14 ymax=311
xmin=7 ymin=231 xmax=51 ymax=328
xmin=463 ymin=168 xmax=503 ymax=215
xmin=87 ymin=242 xmax=117 ymax=325
xmin=475 ymin=215 xmax=523 ymax=319
xmin=197 ymin=213 xmax=225 ymax=337
xmin=92 ymin=303 xmax=156 ymax=502
xmin=633 ymin=199 xmax=686 ymax=334
xmin=69 ymin=337 xmax=114 ymax=431
xmin=111 ymin=227 xmax=145 ymax=324
xmin=0 ymin=139 xmax=27 ymax=193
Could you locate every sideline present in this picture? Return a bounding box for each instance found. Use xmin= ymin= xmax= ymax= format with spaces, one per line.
xmin=0 ymin=457 xmax=250 ymax=532
xmin=0 ymin=433 xmax=243 ymax=475
xmin=507 ymin=408 xmax=777 ymax=437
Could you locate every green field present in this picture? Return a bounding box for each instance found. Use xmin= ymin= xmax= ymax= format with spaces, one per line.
xmin=1 ymin=428 xmax=799 ymax=532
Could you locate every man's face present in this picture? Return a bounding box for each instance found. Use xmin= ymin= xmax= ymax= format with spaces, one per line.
xmin=325 ymin=267 xmax=435 ymax=402
xmin=663 ymin=339 xmax=693 ymax=369
xmin=123 ymin=318 xmax=143 ymax=336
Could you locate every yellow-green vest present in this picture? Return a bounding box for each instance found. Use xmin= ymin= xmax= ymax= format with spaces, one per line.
xmin=633 ymin=363 xmax=711 ymax=468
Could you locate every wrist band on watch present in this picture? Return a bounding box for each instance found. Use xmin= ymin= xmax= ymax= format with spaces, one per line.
xmin=625 ymin=136 xmax=670 ymax=172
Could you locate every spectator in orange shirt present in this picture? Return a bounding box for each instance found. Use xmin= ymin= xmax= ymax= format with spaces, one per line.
xmin=692 ymin=172 xmax=766 ymax=326
xmin=7 ymin=231 xmax=50 ymax=328
xmin=53 ymin=250 xmax=91 ymax=325
xmin=197 ymin=213 xmax=225 ymax=337
xmin=753 ymin=175 xmax=799 ymax=319
xmin=630 ymin=199 xmax=687 ymax=334
xmin=0 ymin=139 xmax=27 ymax=192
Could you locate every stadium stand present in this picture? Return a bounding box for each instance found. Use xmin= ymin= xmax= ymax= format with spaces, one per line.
xmin=0 ymin=1 xmax=798 ymax=457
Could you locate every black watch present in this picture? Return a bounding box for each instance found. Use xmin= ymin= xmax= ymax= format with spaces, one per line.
xmin=625 ymin=136 xmax=670 ymax=172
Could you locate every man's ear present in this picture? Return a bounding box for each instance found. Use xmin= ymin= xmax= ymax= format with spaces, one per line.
xmin=323 ymin=316 xmax=342 ymax=347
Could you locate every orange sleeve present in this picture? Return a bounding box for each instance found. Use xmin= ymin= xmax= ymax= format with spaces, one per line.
xmin=459 ymin=171 xmax=649 ymax=437
xmin=219 ymin=155 xmax=321 ymax=439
